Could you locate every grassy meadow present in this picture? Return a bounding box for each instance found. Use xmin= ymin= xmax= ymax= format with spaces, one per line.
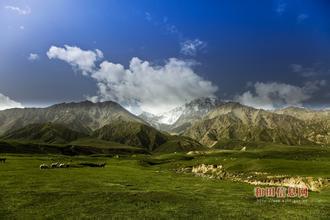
xmin=0 ymin=144 xmax=329 ymax=219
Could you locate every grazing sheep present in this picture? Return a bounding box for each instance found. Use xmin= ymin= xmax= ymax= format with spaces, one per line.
xmin=40 ymin=164 xmax=49 ymax=169
xmin=78 ymin=162 xmax=106 ymax=168
xmin=59 ymin=163 xmax=69 ymax=168
xmin=51 ymin=162 xmax=59 ymax=168
xmin=0 ymin=158 xmax=6 ymax=163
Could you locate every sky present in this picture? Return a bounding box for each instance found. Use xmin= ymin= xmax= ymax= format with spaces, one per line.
xmin=0 ymin=0 xmax=330 ymax=114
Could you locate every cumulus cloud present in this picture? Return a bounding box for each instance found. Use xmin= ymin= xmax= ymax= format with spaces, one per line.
xmin=235 ymin=81 xmax=326 ymax=110
xmin=47 ymin=45 xmax=103 ymax=75
xmin=4 ymin=5 xmax=31 ymax=15
xmin=0 ymin=93 xmax=23 ymax=111
xmin=180 ymin=39 xmax=206 ymax=56
xmin=28 ymin=53 xmax=39 ymax=61
xmin=47 ymin=45 xmax=218 ymax=114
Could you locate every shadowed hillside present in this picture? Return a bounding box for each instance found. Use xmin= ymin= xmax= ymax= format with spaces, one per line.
xmin=1 ymin=122 xmax=88 ymax=144
xmin=0 ymin=120 xmax=204 ymax=154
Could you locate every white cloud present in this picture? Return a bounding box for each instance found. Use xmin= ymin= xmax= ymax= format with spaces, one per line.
xmin=19 ymin=25 xmax=25 ymax=30
xmin=290 ymin=64 xmax=303 ymax=73
xmin=303 ymin=80 xmax=327 ymax=93
xmin=180 ymin=39 xmax=206 ymax=56
xmin=144 ymin=12 xmax=206 ymax=57
xmin=290 ymin=63 xmax=330 ymax=77
xmin=235 ymin=81 xmax=325 ymax=110
xmin=47 ymin=45 xmax=218 ymax=115
xmin=90 ymin=57 xmax=217 ymax=114
xmin=297 ymin=14 xmax=309 ymax=23
xmin=47 ymin=45 xmax=103 ymax=75
xmin=144 ymin=12 xmax=182 ymax=38
xmin=0 ymin=93 xmax=23 ymax=111
xmin=275 ymin=1 xmax=287 ymax=15
xmin=145 ymin=12 xmax=152 ymax=22
xmin=28 ymin=53 xmax=39 ymax=61
xmin=4 ymin=5 xmax=31 ymax=15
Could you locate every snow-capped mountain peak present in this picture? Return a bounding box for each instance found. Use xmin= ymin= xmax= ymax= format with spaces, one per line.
xmin=140 ymin=97 xmax=223 ymax=129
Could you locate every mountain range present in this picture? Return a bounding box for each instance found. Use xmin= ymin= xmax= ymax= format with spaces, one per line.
xmin=141 ymin=98 xmax=330 ymax=147
xmin=0 ymin=98 xmax=329 ymax=154
xmin=0 ymin=101 xmax=143 ymax=134
xmin=184 ymin=103 xmax=329 ymax=147
xmin=0 ymin=100 xmax=203 ymax=153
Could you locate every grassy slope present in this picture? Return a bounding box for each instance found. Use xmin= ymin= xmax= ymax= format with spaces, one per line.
xmin=0 ymin=120 xmax=204 ymax=154
xmin=93 ymin=120 xmax=204 ymax=152
xmin=93 ymin=120 xmax=169 ymax=151
xmin=70 ymin=137 xmax=141 ymax=149
xmin=154 ymin=135 xmax=205 ymax=153
xmin=0 ymin=144 xmax=329 ymax=219
xmin=0 ymin=137 xmax=202 ymax=155
xmin=1 ymin=122 xmax=88 ymax=144
xmin=149 ymin=144 xmax=330 ymax=177
xmin=0 ymin=139 xmax=149 ymax=155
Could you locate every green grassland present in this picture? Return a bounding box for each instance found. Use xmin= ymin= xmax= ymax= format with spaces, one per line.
xmin=0 ymin=139 xmax=149 ymax=155
xmin=0 ymin=144 xmax=329 ymax=219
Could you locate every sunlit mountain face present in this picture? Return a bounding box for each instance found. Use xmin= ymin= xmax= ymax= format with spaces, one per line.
xmin=0 ymin=0 xmax=330 ymax=114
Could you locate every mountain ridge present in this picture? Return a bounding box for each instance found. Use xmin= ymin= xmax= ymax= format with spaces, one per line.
xmin=0 ymin=100 xmax=146 ymax=135
xmin=183 ymin=102 xmax=330 ymax=147
xmin=1 ymin=99 xmax=329 ymax=152
xmin=140 ymin=97 xmax=223 ymax=134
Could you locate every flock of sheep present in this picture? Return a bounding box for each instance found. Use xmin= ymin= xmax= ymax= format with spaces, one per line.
xmin=40 ymin=162 xmax=106 ymax=169
xmin=40 ymin=162 xmax=69 ymax=169
xmin=2 ymin=157 xmax=107 ymax=169
xmin=1 ymin=157 xmax=106 ymax=169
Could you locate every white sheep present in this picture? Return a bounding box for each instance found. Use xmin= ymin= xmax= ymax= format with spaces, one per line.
xmin=40 ymin=164 xmax=49 ymax=169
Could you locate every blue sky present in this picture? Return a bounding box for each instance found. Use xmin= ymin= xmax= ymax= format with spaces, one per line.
xmin=0 ymin=0 xmax=329 ymax=113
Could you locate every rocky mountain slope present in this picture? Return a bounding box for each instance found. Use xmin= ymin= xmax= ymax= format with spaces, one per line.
xmin=0 ymin=101 xmax=203 ymax=152
xmin=94 ymin=119 xmax=203 ymax=152
xmin=93 ymin=119 xmax=168 ymax=151
xmin=1 ymin=99 xmax=329 ymax=151
xmin=184 ymin=102 xmax=330 ymax=147
xmin=275 ymin=106 xmax=330 ymax=121
xmin=275 ymin=107 xmax=330 ymax=145
xmin=0 ymin=101 xmax=144 ymax=135
xmin=140 ymin=97 xmax=223 ymax=134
